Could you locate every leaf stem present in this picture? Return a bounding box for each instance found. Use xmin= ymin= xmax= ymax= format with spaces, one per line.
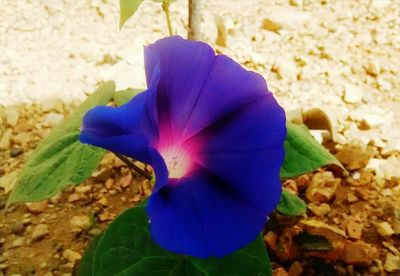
xmin=114 ymin=153 xmax=152 ymax=180
xmin=162 ymin=1 xmax=173 ymax=36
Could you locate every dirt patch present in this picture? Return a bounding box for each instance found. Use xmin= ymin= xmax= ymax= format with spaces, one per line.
xmin=1 ymin=0 xmax=400 ymax=275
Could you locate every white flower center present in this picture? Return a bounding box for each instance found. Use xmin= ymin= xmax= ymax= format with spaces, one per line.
xmin=159 ymin=145 xmax=191 ymax=179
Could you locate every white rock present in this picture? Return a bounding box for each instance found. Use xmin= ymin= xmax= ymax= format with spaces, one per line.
xmin=0 ymin=129 xmax=12 ymax=150
xmin=352 ymin=171 xmax=361 ymax=180
xmin=276 ymin=59 xmax=298 ymax=81
xmin=5 ymin=108 xmax=19 ymax=127
xmin=267 ymin=7 xmax=311 ymax=30
xmin=367 ymin=156 xmax=400 ymax=180
xmin=370 ymin=0 xmax=391 ymax=9
xmin=0 ymin=171 xmax=18 ymax=194
xmin=309 ymin=130 xmax=329 ymax=144
xmin=384 ymin=253 xmax=400 ymax=272
xmin=382 ymin=140 xmax=400 ymax=155
xmin=363 ymin=114 xmax=385 ymax=128
xmin=41 ymin=99 xmax=63 ymax=113
xmin=376 ymin=222 xmax=395 ymax=237
xmin=343 ymin=84 xmax=363 ymax=104
xmin=44 ymin=112 xmax=64 ymax=126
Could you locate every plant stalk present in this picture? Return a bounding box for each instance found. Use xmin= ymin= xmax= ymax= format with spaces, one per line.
xmin=188 ymin=0 xmax=201 ymax=40
xmin=115 ymin=153 xmax=152 ymax=180
xmin=162 ymin=1 xmax=173 ymax=36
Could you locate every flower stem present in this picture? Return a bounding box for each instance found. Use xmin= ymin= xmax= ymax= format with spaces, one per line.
xmin=114 ymin=153 xmax=153 ymax=180
xmin=188 ymin=0 xmax=201 ymax=40
xmin=162 ymin=1 xmax=173 ymax=36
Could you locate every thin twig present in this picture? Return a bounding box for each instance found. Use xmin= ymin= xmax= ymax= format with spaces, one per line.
xmin=115 ymin=153 xmax=152 ymax=180
xmin=188 ymin=0 xmax=201 ymax=40
xmin=162 ymin=1 xmax=173 ymax=36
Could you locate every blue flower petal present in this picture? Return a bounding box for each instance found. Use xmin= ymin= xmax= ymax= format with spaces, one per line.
xmin=183 ymin=54 xmax=272 ymax=137
xmin=198 ymin=93 xmax=286 ymax=212
xmin=148 ymin=94 xmax=286 ymax=258
xmin=147 ymin=165 xmax=268 ymax=258
xmin=80 ymin=86 xmax=169 ymax=189
xmin=81 ymin=36 xmax=287 ymax=258
xmin=144 ymin=36 xmax=216 ymax=140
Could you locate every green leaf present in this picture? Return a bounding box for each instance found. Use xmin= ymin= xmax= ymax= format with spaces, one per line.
xmin=78 ymin=233 xmax=103 ymax=276
xmin=277 ymin=189 xmax=306 ymax=216
xmin=281 ymin=123 xmax=343 ymax=179
xmin=7 ymin=81 xmax=116 ymax=205
xmin=82 ymin=202 xmax=272 ymax=275
xmin=113 ymin=88 xmax=144 ymax=106
xmin=119 ymin=0 xmax=143 ymax=29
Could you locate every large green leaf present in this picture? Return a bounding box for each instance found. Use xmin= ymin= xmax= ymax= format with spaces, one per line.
xmin=7 ymin=81 xmax=116 ymax=205
xmin=281 ymin=123 xmax=343 ymax=179
xmin=277 ymin=189 xmax=306 ymax=216
xmin=78 ymin=233 xmax=104 ymax=276
xmin=81 ymin=202 xmax=272 ymax=275
xmin=113 ymin=88 xmax=144 ymax=106
xmin=119 ymin=0 xmax=143 ymax=29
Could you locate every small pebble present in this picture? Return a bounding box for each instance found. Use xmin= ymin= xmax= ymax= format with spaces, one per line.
xmin=11 ymin=221 xmax=25 ymax=235
xmin=31 ymin=224 xmax=49 ymax=241
xmin=88 ymin=228 xmax=102 ymax=236
xmin=10 ymin=237 xmax=25 ymax=248
xmin=63 ymin=249 xmax=81 ymax=265
xmin=70 ymin=215 xmax=90 ymax=232
xmin=10 ymin=147 xmax=23 ymax=157
xmin=25 ymin=200 xmax=48 ymax=214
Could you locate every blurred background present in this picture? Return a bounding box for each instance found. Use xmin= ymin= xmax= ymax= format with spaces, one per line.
xmin=0 ymin=0 xmax=399 ymax=274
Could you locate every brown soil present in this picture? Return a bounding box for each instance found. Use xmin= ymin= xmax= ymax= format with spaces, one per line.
xmin=1 ymin=103 xmax=399 ymax=275
xmin=1 ymin=0 xmax=400 ymax=275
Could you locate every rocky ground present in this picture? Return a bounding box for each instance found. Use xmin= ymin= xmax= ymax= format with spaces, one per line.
xmin=1 ymin=0 xmax=399 ymax=275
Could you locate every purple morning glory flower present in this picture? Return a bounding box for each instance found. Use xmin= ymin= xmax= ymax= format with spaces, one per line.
xmin=80 ymin=36 xmax=286 ymax=258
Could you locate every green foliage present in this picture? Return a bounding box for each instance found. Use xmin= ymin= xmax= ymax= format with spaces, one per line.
xmin=119 ymin=0 xmax=143 ymax=29
xmin=281 ymin=123 xmax=343 ymax=179
xmin=78 ymin=234 xmax=104 ymax=276
xmin=277 ymin=189 xmax=306 ymax=216
xmin=7 ymin=81 xmax=116 ymax=205
xmin=113 ymin=88 xmax=143 ymax=106
xmin=80 ymin=202 xmax=272 ymax=275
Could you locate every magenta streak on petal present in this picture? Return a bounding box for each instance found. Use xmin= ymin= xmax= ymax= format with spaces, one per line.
xmin=181 ymin=93 xmax=269 ymax=162
xmin=157 ymin=94 xmax=269 ymax=180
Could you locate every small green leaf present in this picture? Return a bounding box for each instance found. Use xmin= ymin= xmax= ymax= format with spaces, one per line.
xmin=81 ymin=202 xmax=272 ymax=275
xmin=7 ymin=81 xmax=116 ymax=205
xmin=113 ymin=88 xmax=144 ymax=106
xmin=119 ymin=0 xmax=143 ymax=29
xmin=277 ymin=189 xmax=306 ymax=216
xmin=281 ymin=123 xmax=343 ymax=179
